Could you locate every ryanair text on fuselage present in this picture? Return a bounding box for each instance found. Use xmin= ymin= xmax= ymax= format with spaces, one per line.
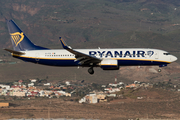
xmin=89 ymin=50 xmax=154 ymax=58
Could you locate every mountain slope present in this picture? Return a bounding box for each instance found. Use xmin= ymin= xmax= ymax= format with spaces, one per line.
xmin=0 ymin=0 xmax=180 ymax=84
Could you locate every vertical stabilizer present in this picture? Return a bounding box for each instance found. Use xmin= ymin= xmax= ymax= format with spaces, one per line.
xmin=7 ymin=20 xmax=48 ymax=51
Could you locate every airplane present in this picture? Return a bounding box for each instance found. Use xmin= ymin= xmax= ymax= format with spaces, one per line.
xmin=4 ymin=19 xmax=177 ymax=74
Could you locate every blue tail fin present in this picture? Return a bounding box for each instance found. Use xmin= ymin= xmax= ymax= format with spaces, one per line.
xmin=7 ymin=20 xmax=48 ymax=51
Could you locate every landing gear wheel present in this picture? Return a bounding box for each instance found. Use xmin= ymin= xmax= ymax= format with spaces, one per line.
xmin=158 ymin=69 xmax=161 ymax=72
xmin=88 ymin=67 xmax=94 ymax=74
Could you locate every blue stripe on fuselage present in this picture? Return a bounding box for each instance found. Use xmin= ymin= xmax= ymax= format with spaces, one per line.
xmin=117 ymin=60 xmax=169 ymax=66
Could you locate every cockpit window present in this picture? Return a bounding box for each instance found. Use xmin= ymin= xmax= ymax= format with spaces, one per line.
xmin=163 ymin=53 xmax=171 ymax=55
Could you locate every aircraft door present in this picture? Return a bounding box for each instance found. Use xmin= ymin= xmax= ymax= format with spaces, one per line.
xmin=35 ymin=53 xmax=40 ymax=61
xmin=155 ymin=51 xmax=159 ymax=59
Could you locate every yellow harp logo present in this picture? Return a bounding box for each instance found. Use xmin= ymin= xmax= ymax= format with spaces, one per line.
xmin=10 ymin=32 xmax=24 ymax=46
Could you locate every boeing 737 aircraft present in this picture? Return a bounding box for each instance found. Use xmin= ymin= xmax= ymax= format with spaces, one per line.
xmin=4 ymin=20 xmax=177 ymax=74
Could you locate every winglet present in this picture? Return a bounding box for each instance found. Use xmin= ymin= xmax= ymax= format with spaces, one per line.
xmin=59 ymin=37 xmax=72 ymax=49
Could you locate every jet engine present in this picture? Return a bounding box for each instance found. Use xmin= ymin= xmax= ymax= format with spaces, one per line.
xmin=100 ymin=59 xmax=119 ymax=70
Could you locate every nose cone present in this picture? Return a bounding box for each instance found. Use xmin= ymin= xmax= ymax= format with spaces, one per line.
xmin=171 ymin=55 xmax=178 ymax=62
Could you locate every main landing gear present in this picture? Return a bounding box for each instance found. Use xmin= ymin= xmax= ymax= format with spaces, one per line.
xmin=88 ymin=67 xmax=94 ymax=75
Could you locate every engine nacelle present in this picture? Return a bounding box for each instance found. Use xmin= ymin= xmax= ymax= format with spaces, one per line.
xmin=100 ymin=59 xmax=119 ymax=70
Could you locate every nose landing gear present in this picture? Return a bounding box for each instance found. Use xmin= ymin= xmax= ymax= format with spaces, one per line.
xmin=158 ymin=68 xmax=161 ymax=72
xmin=88 ymin=67 xmax=94 ymax=74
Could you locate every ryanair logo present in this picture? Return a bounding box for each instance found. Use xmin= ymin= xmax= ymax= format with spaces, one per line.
xmin=10 ymin=32 xmax=24 ymax=46
xmin=147 ymin=51 xmax=154 ymax=57
xmin=89 ymin=50 xmax=154 ymax=58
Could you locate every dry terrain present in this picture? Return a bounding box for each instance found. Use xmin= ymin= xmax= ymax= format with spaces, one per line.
xmin=119 ymin=62 xmax=180 ymax=83
xmin=0 ymin=88 xmax=180 ymax=120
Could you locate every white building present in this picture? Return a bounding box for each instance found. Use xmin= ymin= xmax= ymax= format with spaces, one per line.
xmin=30 ymin=79 xmax=37 ymax=83
xmin=107 ymin=94 xmax=116 ymax=97
xmin=65 ymin=81 xmax=70 ymax=86
xmin=79 ymin=97 xmax=86 ymax=103
xmin=0 ymin=84 xmax=10 ymax=90
xmin=1 ymin=89 xmax=8 ymax=96
xmin=118 ymin=82 xmax=124 ymax=85
xmin=28 ymin=83 xmax=34 ymax=87
xmin=39 ymin=90 xmax=46 ymax=97
xmin=79 ymin=94 xmax=98 ymax=104
xmin=104 ymin=88 xmax=120 ymax=93
xmin=109 ymin=83 xmax=118 ymax=87
xmin=44 ymin=83 xmax=51 ymax=86
xmin=12 ymin=92 xmax=26 ymax=97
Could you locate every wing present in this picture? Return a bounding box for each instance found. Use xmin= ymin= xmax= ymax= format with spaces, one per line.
xmin=59 ymin=37 xmax=101 ymax=65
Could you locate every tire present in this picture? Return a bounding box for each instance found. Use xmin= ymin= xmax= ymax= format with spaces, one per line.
xmin=158 ymin=69 xmax=161 ymax=72
xmin=88 ymin=67 xmax=94 ymax=74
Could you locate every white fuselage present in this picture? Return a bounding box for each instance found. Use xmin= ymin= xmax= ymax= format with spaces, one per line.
xmin=13 ymin=48 xmax=177 ymax=67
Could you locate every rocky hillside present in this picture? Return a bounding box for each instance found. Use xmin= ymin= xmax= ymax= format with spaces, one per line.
xmin=0 ymin=0 xmax=180 ymax=53
xmin=119 ymin=62 xmax=180 ymax=83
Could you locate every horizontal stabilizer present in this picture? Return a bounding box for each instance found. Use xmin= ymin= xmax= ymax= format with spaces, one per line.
xmin=4 ymin=48 xmax=25 ymax=55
